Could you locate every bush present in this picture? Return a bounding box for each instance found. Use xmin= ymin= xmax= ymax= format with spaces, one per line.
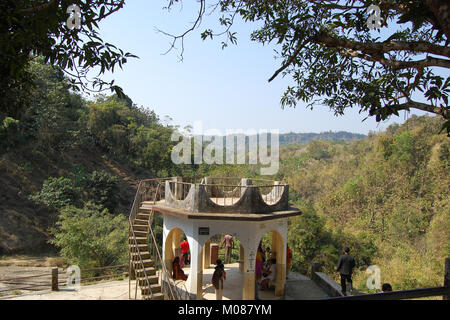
xmin=0 ymin=117 xmax=21 ymax=150
xmin=49 ymin=203 xmax=128 ymax=269
xmin=30 ymin=177 xmax=80 ymax=210
xmin=82 ymin=170 xmax=119 ymax=212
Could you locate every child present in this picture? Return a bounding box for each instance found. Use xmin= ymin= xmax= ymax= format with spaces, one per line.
xmin=211 ymin=259 xmax=226 ymax=300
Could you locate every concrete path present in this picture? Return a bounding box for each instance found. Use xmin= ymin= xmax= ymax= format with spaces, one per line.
xmin=3 ymin=264 xmax=327 ymax=300
xmin=284 ymin=272 xmax=328 ymax=300
xmin=181 ymin=263 xmax=326 ymax=300
xmin=3 ymin=280 xmax=137 ymax=300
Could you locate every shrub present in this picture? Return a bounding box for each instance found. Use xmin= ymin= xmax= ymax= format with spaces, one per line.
xmin=30 ymin=177 xmax=80 ymax=210
xmin=49 ymin=203 xmax=128 ymax=269
xmin=0 ymin=117 xmax=21 ymax=150
xmin=82 ymin=170 xmax=119 ymax=212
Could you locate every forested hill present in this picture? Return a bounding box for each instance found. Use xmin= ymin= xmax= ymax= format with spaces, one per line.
xmin=279 ymin=131 xmax=366 ymax=146
xmin=0 ymin=59 xmax=177 ymax=254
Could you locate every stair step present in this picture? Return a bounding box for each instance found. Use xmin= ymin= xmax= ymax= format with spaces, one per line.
xmin=129 ymin=243 xmax=148 ymax=250
xmin=129 ymin=237 xmax=147 ymax=244
xmin=142 ymin=292 xmax=164 ymax=300
xmin=137 ymin=275 xmax=159 ymax=285
xmin=136 ymin=214 xmax=151 ymax=220
xmin=140 ymin=284 xmax=161 ymax=295
xmin=132 ymin=225 xmax=148 ymax=231
xmin=131 ymin=251 xmax=150 ymax=258
xmin=132 ymin=259 xmax=154 ymax=268
xmin=132 ymin=230 xmax=148 ymax=236
xmin=135 ymin=267 xmax=156 ymax=276
xmin=134 ymin=219 xmax=149 ymax=225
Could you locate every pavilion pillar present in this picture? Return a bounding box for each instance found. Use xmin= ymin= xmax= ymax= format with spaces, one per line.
xmin=242 ymin=248 xmax=255 ymax=300
xmin=164 ymin=231 xmax=174 ymax=275
xmin=271 ymin=231 xmax=286 ymax=297
xmin=203 ymin=240 xmax=211 ymax=269
xmin=172 ymin=228 xmax=182 ymax=257
xmin=242 ymin=271 xmax=255 ymax=300
xmin=171 ymin=177 xmax=183 ymax=200
xmin=239 ymin=244 xmax=245 ymax=272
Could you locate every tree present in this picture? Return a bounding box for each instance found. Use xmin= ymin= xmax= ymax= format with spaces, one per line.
xmin=163 ymin=0 xmax=450 ymax=132
xmin=50 ymin=203 xmax=128 ymax=268
xmin=0 ymin=0 xmax=136 ymax=117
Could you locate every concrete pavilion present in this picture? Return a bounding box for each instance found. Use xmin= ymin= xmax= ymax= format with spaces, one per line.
xmin=149 ymin=177 xmax=302 ymax=300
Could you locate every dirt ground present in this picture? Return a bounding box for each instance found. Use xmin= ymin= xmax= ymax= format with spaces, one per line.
xmin=0 ymin=255 xmax=68 ymax=297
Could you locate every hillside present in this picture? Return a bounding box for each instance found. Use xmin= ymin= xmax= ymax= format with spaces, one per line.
xmin=0 ymin=147 xmax=140 ymax=254
xmin=200 ymin=115 xmax=449 ymax=291
xmin=0 ymin=59 xmax=175 ymax=255
xmin=279 ymin=131 xmax=366 ymax=146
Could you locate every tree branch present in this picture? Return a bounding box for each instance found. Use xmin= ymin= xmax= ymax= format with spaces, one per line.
xmin=395 ymin=101 xmax=449 ymax=119
xmin=315 ymin=31 xmax=450 ymax=58
xmin=268 ymin=39 xmax=309 ymax=82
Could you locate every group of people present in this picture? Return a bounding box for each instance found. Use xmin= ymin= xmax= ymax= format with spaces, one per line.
xmin=256 ymin=241 xmax=280 ymax=291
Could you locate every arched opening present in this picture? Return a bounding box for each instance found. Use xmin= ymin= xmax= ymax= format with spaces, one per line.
xmin=256 ymin=230 xmax=286 ymax=300
xmin=198 ymin=233 xmax=245 ymax=300
xmin=164 ymin=227 xmax=190 ymax=284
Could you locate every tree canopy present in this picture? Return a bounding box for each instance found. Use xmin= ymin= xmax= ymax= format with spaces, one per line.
xmin=164 ymin=0 xmax=450 ymax=132
xmin=0 ymin=0 xmax=135 ymax=117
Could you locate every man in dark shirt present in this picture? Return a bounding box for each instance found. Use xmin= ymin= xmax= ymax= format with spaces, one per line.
xmin=336 ymin=247 xmax=356 ymax=296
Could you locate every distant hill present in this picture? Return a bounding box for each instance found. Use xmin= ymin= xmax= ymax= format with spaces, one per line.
xmin=279 ymin=131 xmax=366 ymax=146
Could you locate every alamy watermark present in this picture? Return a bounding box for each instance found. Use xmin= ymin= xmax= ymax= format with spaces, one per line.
xmin=366 ymin=265 xmax=381 ymax=290
xmin=171 ymin=121 xmax=280 ymax=175
xmin=366 ymin=5 xmax=382 ymax=30
xmin=66 ymin=4 xmax=82 ymax=30
xmin=66 ymin=265 xmax=81 ymax=291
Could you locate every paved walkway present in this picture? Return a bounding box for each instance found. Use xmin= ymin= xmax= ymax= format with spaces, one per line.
xmin=179 ymin=263 xmax=326 ymax=300
xmin=3 ymin=264 xmax=326 ymax=300
xmin=3 ymin=280 xmax=137 ymax=300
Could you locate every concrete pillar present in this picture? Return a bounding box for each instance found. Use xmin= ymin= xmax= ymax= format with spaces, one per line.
xmin=242 ymin=272 xmax=256 ymax=300
xmin=164 ymin=231 xmax=174 ymax=274
xmin=242 ymin=248 xmax=256 ymax=300
xmin=240 ymin=178 xmax=252 ymax=196
xmin=172 ymin=228 xmax=182 ymax=257
xmin=239 ymin=244 xmax=245 ymax=272
xmin=171 ymin=177 xmax=183 ymax=200
xmin=185 ymin=237 xmax=203 ymax=300
xmin=271 ymin=231 xmax=286 ymax=297
xmin=203 ymin=240 xmax=211 ymax=269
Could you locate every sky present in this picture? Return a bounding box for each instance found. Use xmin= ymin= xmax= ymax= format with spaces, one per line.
xmin=90 ymin=0 xmax=430 ymax=135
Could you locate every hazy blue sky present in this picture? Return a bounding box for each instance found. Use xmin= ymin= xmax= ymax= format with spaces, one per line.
xmin=92 ymin=0 xmax=429 ymax=134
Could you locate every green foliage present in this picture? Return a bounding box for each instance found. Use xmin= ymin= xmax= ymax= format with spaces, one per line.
xmin=82 ymin=171 xmax=120 ymax=212
xmin=30 ymin=177 xmax=80 ymax=210
xmin=0 ymin=0 xmax=135 ymax=117
xmin=31 ymin=170 xmax=120 ymax=213
xmin=0 ymin=117 xmax=21 ymax=150
xmin=49 ymin=203 xmax=128 ymax=268
xmin=199 ymin=115 xmax=448 ymax=291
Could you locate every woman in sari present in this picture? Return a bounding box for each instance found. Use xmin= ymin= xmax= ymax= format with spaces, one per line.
xmin=172 ymin=256 xmax=188 ymax=281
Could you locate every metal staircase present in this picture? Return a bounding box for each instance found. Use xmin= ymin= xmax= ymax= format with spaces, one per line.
xmin=128 ymin=178 xmax=187 ymax=300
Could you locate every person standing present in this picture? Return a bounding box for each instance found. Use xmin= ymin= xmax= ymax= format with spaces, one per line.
xmin=221 ymin=234 xmax=234 ymax=264
xmin=336 ymin=247 xmax=355 ymax=296
xmin=180 ymin=237 xmax=190 ymax=265
xmin=212 ymin=259 xmax=226 ymax=300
